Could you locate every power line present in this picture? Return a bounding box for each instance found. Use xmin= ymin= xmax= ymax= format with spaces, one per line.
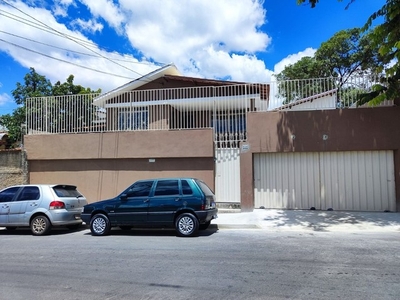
xmin=0 ymin=30 xmax=159 ymax=65
xmin=0 ymin=9 xmax=96 ymax=49
xmin=0 ymin=38 xmax=135 ymax=80
xmin=0 ymin=0 xmax=153 ymax=81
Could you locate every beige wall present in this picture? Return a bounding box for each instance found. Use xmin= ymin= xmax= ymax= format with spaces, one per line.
xmin=25 ymin=129 xmax=215 ymax=203
xmin=240 ymin=107 xmax=400 ymax=211
xmin=24 ymin=130 xmax=213 ymax=159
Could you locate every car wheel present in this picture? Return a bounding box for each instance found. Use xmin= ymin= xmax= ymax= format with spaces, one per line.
xmin=30 ymin=215 xmax=51 ymax=236
xmin=175 ymin=213 xmax=199 ymax=237
xmin=199 ymin=221 xmax=211 ymax=230
xmin=90 ymin=214 xmax=111 ymax=236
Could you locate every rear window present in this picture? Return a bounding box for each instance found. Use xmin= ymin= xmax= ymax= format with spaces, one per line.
xmin=53 ymin=186 xmax=82 ymax=198
xmin=195 ymin=180 xmax=214 ymax=196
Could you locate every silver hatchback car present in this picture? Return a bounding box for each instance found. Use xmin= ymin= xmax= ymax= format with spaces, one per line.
xmin=0 ymin=184 xmax=87 ymax=235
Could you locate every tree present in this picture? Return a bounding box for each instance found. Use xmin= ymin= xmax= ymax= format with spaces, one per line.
xmin=297 ymin=0 xmax=400 ymax=105
xmin=0 ymin=69 xmax=101 ymax=148
xmin=0 ymin=68 xmax=52 ymax=147
xmin=359 ymin=0 xmax=400 ymax=105
xmin=274 ymin=56 xmax=335 ymax=103
xmin=12 ymin=68 xmax=53 ymax=106
xmin=274 ymin=28 xmax=377 ymax=106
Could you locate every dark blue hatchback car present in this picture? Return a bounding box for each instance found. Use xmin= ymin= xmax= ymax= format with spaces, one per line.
xmin=81 ymin=178 xmax=218 ymax=237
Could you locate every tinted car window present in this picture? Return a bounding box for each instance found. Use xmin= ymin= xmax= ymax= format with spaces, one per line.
xmin=154 ymin=180 xmax=179 ymax=196
xmin=0 ymin=187 xmax=20 ymax=203
xmin=181 ymin=180 xmax=193 ymax=195
xmin=53 ymin=186 xmax=82 ymax=197
xmin=17 ymin=186 xmax=40 ymax=201
xmin=125 ymin=181 xmax=153 ymax=197
xmin=195 ymin=180 xmax=214 ymax=196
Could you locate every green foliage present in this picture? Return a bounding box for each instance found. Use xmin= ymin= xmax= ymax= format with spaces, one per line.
xmin=0 ymin=68 xmax=101 ymax=148
xmin=297 ymin=0 xmax=400 ymax=104
xmin=274 ymin=57 xmax=335 ymax=103
xmin=274 ymin=28 xmax=377 ymax=105
xmin=315 ymin=28 xmax=379 ymax=80
xmin=362 ymin=0 xmax=400 ymax=103
xmin=12 ymin=68 xmax=52 ymax=106
xmin=0 ymin=107 xmax=25 ymax=147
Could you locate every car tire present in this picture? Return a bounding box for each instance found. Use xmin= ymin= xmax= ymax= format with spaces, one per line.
xmin=199 ymin=221 xmax=211 ymax=230
xmin=30 ymin=215 xmax=51 ymax=236
xmin=90 ymin=214 xmax=111 ymax=236
xmin=175 ymin=213 xmax=199 ymax=237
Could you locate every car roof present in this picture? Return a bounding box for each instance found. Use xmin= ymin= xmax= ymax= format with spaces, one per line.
xmin=2 ymin=184 xmax=77 ymax=189
xmin=136 ymin=178 xmax=198 ymax=181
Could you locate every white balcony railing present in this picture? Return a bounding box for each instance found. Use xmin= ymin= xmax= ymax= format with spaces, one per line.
xmin=25 ymin=76 xmax=393 ymax=139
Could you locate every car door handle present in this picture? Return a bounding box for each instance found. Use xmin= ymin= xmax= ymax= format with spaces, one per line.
xmin=30 ymin=203 xmax=38 ymax=207
xmin=175 ymin=198 xmax=181 ymax=201
xmin=144 ymin=199 xmax=150 ymax=203
xmin=2 ymin=205 xmax=9 ymax=209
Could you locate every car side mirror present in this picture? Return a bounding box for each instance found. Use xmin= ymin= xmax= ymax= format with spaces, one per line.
xmin=120 ymin=193 xmax=128 ymax=200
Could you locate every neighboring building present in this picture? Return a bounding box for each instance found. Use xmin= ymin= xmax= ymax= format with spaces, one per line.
xmin=24 ymin=64 xmax=400 ymax=212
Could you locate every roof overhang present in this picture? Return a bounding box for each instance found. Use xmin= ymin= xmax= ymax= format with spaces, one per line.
xmin=93 ymin=63 xmax=182 ymax=107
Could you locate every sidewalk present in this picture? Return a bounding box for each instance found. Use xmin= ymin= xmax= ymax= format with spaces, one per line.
xmin=214 ymin=209 xmax=400 ymax=232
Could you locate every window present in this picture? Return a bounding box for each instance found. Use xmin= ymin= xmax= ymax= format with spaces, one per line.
xmin=125 ymin=181 xmax=153 ymax=197
xmin=17 ymin=186 xmax=40 ymax=201
xmin=195 ymin=179 xmax=214 ymax=196
xmin=212 ymin=112 xmax=246 ymax=147
xmin=0 ymin=187 xmax=20 ymax=203
xmin=181 ymin=180 xmax=193 ymax=195
xmin=118 ymin=107 xmax=148 ymax=130
xmin=212 ymin=112 xmax=246 ymax=134
xmin=53 ymin=186 xmax=82 ymax=197
xmin=154 ymin=180 xmax=180 ymax=196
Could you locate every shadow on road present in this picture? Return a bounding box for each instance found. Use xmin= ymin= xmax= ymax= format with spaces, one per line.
xmin=262 ymin=210 xmax=400 ymax=232
xmin=82 ymin=226 xmax=219 ymax=237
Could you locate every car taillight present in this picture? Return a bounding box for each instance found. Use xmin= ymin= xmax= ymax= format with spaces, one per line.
xmin=202 ymin=196 xmax=215 ymax=210
xmin=49 ymin=201 xmax=65 ymax=210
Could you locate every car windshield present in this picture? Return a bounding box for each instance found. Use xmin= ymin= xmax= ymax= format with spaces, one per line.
xmin=195 ymin=179 xmax=214 ymax=196
xmin=53 ymin=186 xmax=82 ymax=197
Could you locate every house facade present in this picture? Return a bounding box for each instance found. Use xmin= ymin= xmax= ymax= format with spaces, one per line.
xmin=24 ymin=64 xmax=400 ymax=212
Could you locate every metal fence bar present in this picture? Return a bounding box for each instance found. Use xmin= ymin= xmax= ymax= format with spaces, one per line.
xmin=26 ymin=76 xmax=392 ymax=138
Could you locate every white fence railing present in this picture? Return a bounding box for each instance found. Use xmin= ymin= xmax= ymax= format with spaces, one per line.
xmin=26 ymin=76 xmax=392 ymax=138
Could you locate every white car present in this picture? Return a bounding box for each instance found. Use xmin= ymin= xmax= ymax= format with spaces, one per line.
xmin=0 ymin=184 xmax=87 ymax=235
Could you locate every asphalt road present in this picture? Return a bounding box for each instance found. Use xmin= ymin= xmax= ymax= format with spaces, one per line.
xmin=0 ymin=226 xmax=399 ymax=300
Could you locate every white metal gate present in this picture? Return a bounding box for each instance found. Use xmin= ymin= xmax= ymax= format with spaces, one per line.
xmin=254 ymin=151 xmax=396 ymax=211
xmin=215 ymin=148 xmax=241 ymax=203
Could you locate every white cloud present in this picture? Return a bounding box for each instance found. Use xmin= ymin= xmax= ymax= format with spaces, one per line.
xmin=0 ymin=93 xmax=12 ymax=106
xmin=1 ymin=0 xmax=317 ymax=97
xmin=52 ymin=0 xmax=75 ymax=17
xmin=273 ymin=47 xmax=316 ymax=74
xmin=71 ymin=18 xmax=104 ymax=33
xmin=0 ymin=1 xmax=156 ymax=93
xmin=80 ymin=0 xmax=126 ymax=33
xmin=120 ymin=0 xmax=269 ymax=60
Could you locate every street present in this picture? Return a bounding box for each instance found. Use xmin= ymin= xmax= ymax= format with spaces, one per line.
xmin=0 ymin=226 xmax=399 ymax=300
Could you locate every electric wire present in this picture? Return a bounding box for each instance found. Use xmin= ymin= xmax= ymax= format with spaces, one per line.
xmin=0 ymin=38 xmax=134 ymax=80
xmin=0 ymin=30 xmax=157 ymax=65
xmin=0 ymin=0 xmax=157 ymax=82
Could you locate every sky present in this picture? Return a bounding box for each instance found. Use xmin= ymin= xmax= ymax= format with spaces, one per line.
xmin=0 ymin=0 xmax=386 ymax=116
